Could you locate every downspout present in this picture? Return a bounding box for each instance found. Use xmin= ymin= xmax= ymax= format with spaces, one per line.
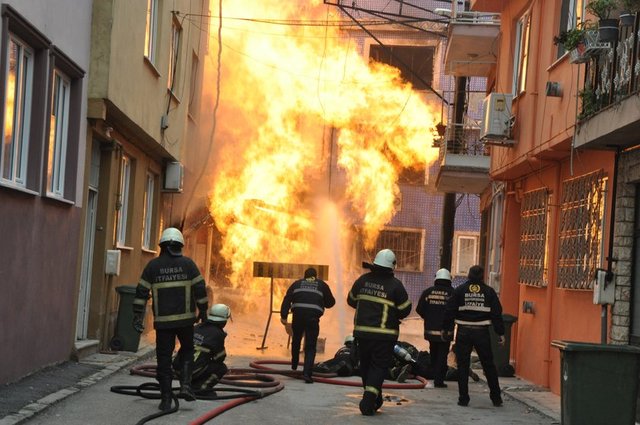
xmin=603 ymin=148 xmax=621 ymax=343
xmin=544 ymin=163 xmax=561 ymax=388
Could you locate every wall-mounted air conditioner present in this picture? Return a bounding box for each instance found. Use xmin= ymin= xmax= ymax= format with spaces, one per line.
xmin=163 ymin=161 xmax=184 ymax=192
xmin=481 ymin=93 xmax=514 ymax=144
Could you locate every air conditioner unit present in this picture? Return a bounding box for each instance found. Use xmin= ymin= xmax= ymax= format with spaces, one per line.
xmin=163 ymin=161 xmax=184 ymax=192
xmin=480 ymin=93 xmax=514 ymax=143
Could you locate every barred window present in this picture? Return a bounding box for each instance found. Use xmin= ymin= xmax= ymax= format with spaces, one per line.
xmin=557 ymin=170 xmax=606 ymax=290
xmin=519 ymin=188 xmax=549 ymax=287
xmin=365 ymin=227 xmax=424 ymax=272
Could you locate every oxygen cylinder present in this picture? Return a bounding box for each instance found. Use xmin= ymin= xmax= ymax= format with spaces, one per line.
xmin=394 ymin=345 xmax=416 ymax=363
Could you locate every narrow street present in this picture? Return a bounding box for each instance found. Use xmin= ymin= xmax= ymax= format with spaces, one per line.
xmin=2 ymin=316 xmax=560 ymax=425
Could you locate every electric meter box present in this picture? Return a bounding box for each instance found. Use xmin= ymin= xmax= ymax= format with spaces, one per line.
xmin=593 ymin=268 xmax=615 ymax=305
xmin=106 ymin=249 xmax=121 ymax=276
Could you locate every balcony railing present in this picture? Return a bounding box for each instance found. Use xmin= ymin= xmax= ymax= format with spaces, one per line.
xmin=434 ymin=123 xmax=490 ymax=194
xmin=582 ymin=18 xmax=640 ymax=119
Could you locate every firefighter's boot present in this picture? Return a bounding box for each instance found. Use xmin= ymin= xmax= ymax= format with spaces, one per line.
xmin=158 ymin=377 xmax=174 ymax=411
xmin=359 ymin=390 xmax=377 ymax=416
xmin=178 ymin=360 xmax=197 ymax=402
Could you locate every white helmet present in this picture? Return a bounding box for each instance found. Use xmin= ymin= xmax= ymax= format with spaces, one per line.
xmin=159 ymin=227 xmax=184 ymax=246
xmin=208 ymin=304 xmax=231 ymax=323
xmin=373 ymin=249 xmax=396 ymax=269
xmin=435 ymin=268 xmax=452 ymax=281
xmin=344 ymin=335 xmax=355 ymax=344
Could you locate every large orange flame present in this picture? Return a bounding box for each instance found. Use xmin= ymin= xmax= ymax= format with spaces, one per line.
xmin=206 ymin=0 xmax=440 ymax=299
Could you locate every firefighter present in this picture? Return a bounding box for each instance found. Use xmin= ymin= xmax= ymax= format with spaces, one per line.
xmin=313 ymin=335 xmax=359 ymax=376
xmin=347 ymin=249 xmax=411 ymax=416
xmin=443 ymin=264 xmax=505 ymax=407
xmin=132 ymin=227 xmax=209 ymax=412
xmin=416 ymin=268 xmax=454 ymax=388
xmin=280 ymin=267 xmax=336 ymax=383
xmin=173 ymin=304 xmax=230 ymax=392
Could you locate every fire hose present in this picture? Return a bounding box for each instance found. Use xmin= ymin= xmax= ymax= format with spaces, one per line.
xmin=110 ymin=365 xmax=283 ymax=425
xmin=248 ymin=359 xmax=428 ymax=389
xmin=113 ymin=359 xmax=426 ymax=424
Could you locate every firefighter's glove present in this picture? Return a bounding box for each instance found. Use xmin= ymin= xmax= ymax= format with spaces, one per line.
xmin=133 ymin=312 xmax=145 ymax=333
xmin=281 ymin=318 xmax=293 ymax=336
xmin=497 ymin=335 xmax=506 ymax=346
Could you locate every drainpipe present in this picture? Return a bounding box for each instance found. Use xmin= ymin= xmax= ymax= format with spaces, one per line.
xmin=602 ymin=148 xmax=620 ymax=343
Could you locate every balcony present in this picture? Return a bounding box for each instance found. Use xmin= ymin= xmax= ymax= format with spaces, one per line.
xmin=444 ymin=11 xmax=500 ymax=77
xmin=435 ymin=124 xmax=490 ymax=194
xmin=574 ymin=19 xmax=640 ymax=150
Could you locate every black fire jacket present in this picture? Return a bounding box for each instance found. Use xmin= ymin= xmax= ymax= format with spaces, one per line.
xmin=133 ymin=251 xmax=208 ymax=330
xmin=416 ymin=280 xmax=454 ymax=340
xmin=347 ymin=267 xmax=411 ymax=341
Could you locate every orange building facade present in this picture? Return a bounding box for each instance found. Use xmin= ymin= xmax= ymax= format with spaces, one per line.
xmin=467 ymin=0 xmax=633 ymax=394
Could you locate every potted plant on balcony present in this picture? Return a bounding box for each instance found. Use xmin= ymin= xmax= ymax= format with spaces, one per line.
xmin=554 ymin=25 xmax=589 ymax=63
xmin=586 ymin=0 xmax=619 ymax=42
xmin=619 ymin=0 xmax=640 ymax=26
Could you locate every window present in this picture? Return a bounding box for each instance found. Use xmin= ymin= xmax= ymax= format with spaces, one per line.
xmin=558 ymin=0 xmax=585 ymax=57
xmin=512 ymin=13 xmax=531 ymax=95
xmin=188 ymin=52 xmax=199 ymax=117
xmin=144 ymin=0 xmax=158 ymax=63
xmin=2 ymin=35 xmax=33 ymax=186
xmin=453 ymin=232 xmax=479 ymax=276
xmin=116 ymin=155 xmax=131 ymax=247
xmin=168 ymin=17 xmax=182 ymax=92
xmin=47 ymin=70 xmax=70 ymax=197
xmin=369 ymin=45 xmax=434 ymax=90
xmin=0 ymin=6 xmax=84 ymax=199
xmin=519 ymin=188 xmax=549 ymax=287
xmin=142 ymin=172 xmax=156 ymax=249
xmin=365 ymin=227 xmax=425 ymax=272
xmin=557 ymin=170 xmax=606 ymax=289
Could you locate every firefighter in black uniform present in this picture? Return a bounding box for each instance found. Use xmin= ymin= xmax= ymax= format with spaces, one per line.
xmin=280 ymin=267 xmax=336 ymax=383
xmin=313 ymin=335 xmax=359 ymax=376
xmin=173 ymin=303 xmax=230 ymax=392
xmin=443 ymin=264 xmax=505 ymax=407
xmin=132 ymin=227 xmax=209 ymax=411
xmin=416 ymin=268 xmax=454 ymax=388
xmin=347 ymin=249 xmax=411 ymax=416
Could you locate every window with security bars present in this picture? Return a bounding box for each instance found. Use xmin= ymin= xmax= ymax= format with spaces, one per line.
xmin=519 ymin=188 xmax=549 ymax=287
xmin=364 ymin=228 xmax=424 ymax=272
xmin=557 ymin=170 xmax=606 ymax=290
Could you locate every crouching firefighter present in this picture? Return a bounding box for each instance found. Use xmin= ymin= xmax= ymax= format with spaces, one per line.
xmin=173 ymin=304 xmax=231 ymax=392
xmin=132 ymin=227 xmax=209 ymax=411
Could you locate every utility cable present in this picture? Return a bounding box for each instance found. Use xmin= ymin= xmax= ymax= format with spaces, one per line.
xmin=179 ymin=0 xmax=223 ymax=230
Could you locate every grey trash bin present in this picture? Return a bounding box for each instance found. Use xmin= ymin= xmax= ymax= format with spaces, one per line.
xmin=110 ymin=285 xmax=143 ymax=352
xmin=489 ymin=314 xmax=517 ymax=377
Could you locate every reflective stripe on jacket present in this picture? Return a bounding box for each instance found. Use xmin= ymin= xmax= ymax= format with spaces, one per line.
xmin=442 ymin=280 xmax=505 ymax=335
xmin=280 ymin=276 xmax=336 ymax=321
xmin=133 ymin=252 xmax=208 ymax=329
xmin=347 ymin=268 xmax=411 ymax=341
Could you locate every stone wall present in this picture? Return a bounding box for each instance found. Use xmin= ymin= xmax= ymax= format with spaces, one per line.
xmin=611 ymin=148 xmax=640 ymax=344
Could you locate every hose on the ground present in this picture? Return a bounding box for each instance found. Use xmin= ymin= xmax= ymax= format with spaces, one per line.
xmin=248 ymin=359 xmax=428 ymax=389
xmin=118 ymin=359 xmax=425 ymax=424
xmin=111 ymin=366 xmax=282 ymax=425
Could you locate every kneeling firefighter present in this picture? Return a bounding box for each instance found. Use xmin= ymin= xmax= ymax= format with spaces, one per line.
xmin=173 ymin=304 xmax=231 ymax=391
xmin=132 ymin=227 xmax=209 ymax=411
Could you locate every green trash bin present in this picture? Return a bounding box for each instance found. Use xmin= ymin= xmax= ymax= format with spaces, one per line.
xmin=551 ymin=340 xmax=640 ymax=425
xmin=489 ymin=314 xmax=517 ymax=377
xmin=110 ymin=285 xmax=143 ymax=352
